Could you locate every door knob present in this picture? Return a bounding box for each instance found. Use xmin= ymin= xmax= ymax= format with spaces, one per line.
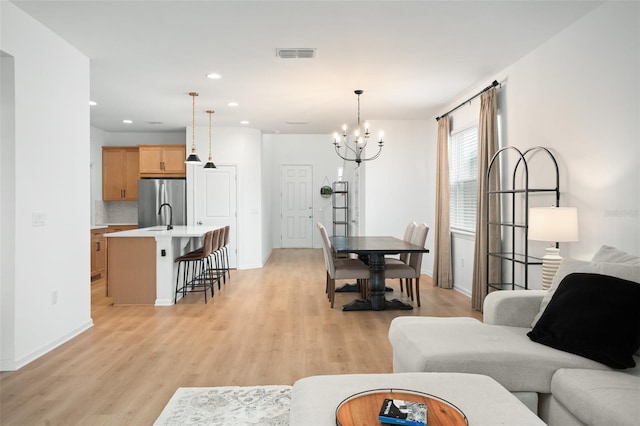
xmin=197 ymin=221 xmax=203 ymax=225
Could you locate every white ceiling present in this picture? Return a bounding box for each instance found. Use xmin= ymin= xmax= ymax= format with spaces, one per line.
xmin=11 ymin=0 xmax=602 ymax=134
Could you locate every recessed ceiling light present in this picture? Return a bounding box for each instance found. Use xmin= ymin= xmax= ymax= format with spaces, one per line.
xmin=206 ymin=73 xmax=222 ymax=79
xmin=122 ymin=119 xmax=133 ymax=124
xmin=89 ymin=101 xmax=97 ymax=106
xmin=240 ymin=120 xmax=250 ymax=125
xmin=227 ymin=102 xmax=239 ymax=107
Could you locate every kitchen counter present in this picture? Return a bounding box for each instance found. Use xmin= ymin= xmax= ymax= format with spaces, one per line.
xmin=104 ymin=225 xmax=223 ymax=306
xmin=104 ymin=225 xmax=215 ymax=238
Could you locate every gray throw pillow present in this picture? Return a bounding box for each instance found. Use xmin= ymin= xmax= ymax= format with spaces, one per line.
xmin=591 ymin=245 xmax=640 ymax=265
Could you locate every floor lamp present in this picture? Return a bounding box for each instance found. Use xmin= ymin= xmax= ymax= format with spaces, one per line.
xmin=528 ymin=207 xmax=579 ymax=290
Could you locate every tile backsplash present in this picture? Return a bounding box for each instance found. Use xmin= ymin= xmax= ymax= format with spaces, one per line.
xmin=95 ymin=200 xmax=137 ymax=225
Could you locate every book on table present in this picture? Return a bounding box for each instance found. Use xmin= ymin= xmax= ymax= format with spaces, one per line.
xmin=378 ymin=398 xmax=427 ymax=426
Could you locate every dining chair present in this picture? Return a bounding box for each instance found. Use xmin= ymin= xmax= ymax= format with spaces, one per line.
xmin=384 ymin=223 xmax=430 ymax=307
xmin=385 ymin=221 xmax=417 ymax=293
xmin=317 ymin=223 xmax=370 ymax=308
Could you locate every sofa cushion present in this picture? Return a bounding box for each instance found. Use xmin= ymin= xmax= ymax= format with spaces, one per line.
xmin=531 ymin=260 xmax=640 ymax=328
xmin=528 ymin=273 xmax=640 ymax=369
xmin=551 ymin=368 xmax=640 ymax=426
xmin=388 ymin=316 xmax=611 ymax=393
xmin=591 ymin=245 xmax=640 ymax=265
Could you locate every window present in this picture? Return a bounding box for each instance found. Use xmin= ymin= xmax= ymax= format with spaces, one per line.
xmin=449 ymin=126 xmax=478 ymax=232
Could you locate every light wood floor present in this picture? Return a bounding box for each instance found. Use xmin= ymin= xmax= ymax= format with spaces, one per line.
xmin=0 ymin=249 xmax=481 ymax=426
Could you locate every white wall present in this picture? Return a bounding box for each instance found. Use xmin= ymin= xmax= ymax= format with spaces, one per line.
xmin=261 ymin=134 xmax=274 ymax=263
xmin=1 ymin=2 xmax=92 ymax=370
xmin=187 ymin=126 xmax=264 ymax=269
xmin=500 ymin=1 xmax=639 ymax=260
xmin=440 ymin=1 xmax=640 ymax=291
xmin=363 ymin=120 xmax=437 ymax=276
xmin=264 ymin=134 xmax=345 ymax=249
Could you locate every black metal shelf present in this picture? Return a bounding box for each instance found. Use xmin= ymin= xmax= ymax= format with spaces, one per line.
xmin=332 ymin=181 xmax=349 ymax=237
xmin=488 ymin=188 xmax=558 ymax=194
xmin=486 ymin=146 xmax=560 ymax=294
xmin=488 ymin=252 xmax=543 ymax=265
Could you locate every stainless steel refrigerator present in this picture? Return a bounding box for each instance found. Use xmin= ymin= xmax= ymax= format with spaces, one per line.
xmin=138 ymin=178 xmax=187 ymax=228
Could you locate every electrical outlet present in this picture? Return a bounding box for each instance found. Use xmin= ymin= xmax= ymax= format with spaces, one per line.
xmin=461 ymin=258 xmax=465 ymax=268
xmin=52 ymin=290 xmax=58 ymax=305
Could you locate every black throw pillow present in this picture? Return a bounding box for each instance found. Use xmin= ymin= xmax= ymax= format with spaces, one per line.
xmin=527 ymin=272 xmax=640 ymax=369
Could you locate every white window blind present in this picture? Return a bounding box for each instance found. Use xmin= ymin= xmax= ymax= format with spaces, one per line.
xmin=449 ymin=126 xmax=478 ymax=232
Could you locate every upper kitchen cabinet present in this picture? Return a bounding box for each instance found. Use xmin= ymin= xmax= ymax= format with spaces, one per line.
xmin=102 ymin=147 xmax=139 ymax=200
xmin=138 ymin=145 xmax=186 ymax=177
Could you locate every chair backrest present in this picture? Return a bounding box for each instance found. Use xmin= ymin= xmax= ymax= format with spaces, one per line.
xmin=223 ymin=225 xmax=230 ymax=246
xmin=317 ymin=223 xmax=335 ymax=276
xmin=399 ymin=221 xmax=417 ymax=263
xmin=210 ymin=229 xmax=221 ymax=253
xmin=408 ymin=223 xmax=430 ymax=271
xmin=202 ymin=230 xmax=215 ymax=257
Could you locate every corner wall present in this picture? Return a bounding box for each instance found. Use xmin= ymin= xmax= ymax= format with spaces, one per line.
xmin=1 ymin=2 xmax=92 ymax=370
xmin=442 ymin=1 xmax=639 ymax=293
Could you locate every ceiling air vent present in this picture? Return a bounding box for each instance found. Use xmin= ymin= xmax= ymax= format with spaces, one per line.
xmin=276 ymin=48 xmax=316 ymax=59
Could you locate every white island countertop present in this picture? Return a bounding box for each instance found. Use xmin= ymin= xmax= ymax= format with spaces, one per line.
xmin=104 ymin=225 xmax=216 ymax=238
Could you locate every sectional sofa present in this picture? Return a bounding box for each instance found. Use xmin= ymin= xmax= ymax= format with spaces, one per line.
xmin=388 ymin=246 xmax=640 ymax=425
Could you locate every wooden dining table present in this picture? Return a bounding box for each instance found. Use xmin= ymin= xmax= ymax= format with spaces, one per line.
xmin=329 ymin=236 xmax=429 ymax=311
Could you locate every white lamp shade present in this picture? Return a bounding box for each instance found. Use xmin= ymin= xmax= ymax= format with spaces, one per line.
xmin=528 ymin=207 xmax=579 ymax=242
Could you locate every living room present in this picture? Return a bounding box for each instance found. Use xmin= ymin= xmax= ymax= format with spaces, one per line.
xmin=1 ymin=1 xmax=638 ymax=424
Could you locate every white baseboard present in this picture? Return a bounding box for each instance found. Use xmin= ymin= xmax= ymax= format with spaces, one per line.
xmin=9 ymin=320 xmax=94 ymax=371
xmin=454 ymin=285 xmax=472 ymax=298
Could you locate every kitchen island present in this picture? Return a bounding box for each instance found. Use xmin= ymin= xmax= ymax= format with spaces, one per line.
xmin=104 ymin=225 xmax=223 ymax=306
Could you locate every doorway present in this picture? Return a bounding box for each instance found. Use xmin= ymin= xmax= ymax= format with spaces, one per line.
xmin=193 ymin=165 xmax=238 ymax=268
xmin=280 ymin=164 xmax=313 ymax=248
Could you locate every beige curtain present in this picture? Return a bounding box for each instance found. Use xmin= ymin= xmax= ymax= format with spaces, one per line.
xmin=472 ymin=88 xmax=501 ymax=311
xmin=433 ymin=116 xmax=453 ymax=289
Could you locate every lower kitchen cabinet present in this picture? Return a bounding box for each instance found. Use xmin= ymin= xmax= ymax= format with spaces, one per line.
xmin=90 ymin=229 xmax=107 ymax=279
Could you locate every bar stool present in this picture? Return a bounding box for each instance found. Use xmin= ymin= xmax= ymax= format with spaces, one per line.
xmin=207 ymin=228 xmax=224 ymax=290
xmin=222 ymin=225 xmax=231 ymax=281
xmin=174 ymin=230 xmax=215 ymax=303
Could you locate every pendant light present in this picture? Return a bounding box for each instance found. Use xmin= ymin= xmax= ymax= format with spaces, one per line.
xmin=185 ymin=91 xmax=202 ymax=164
xmin=203 ymin=110 xmax=217 ymax=169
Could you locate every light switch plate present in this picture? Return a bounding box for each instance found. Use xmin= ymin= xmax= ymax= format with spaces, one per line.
xmin=32 ymin=212 xmax=46 ymax=226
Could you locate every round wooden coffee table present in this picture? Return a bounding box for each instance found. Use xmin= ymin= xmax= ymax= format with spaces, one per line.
xmin=336 ymin=389 xmax=468 ymax=426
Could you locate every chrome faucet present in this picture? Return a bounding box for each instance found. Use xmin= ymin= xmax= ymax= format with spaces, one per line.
xmin=158 ymin=203 xmax=173 ymax=230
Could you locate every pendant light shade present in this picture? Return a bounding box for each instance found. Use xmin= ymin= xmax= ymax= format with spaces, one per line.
xmin=185 ymin=91 xmax=202 ymax=164
xmin=203 ymin=110 xmax=217 ymax=169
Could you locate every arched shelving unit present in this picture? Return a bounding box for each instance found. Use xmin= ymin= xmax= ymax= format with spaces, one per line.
xmin=486 ymin=146 xmax=560 ymax=292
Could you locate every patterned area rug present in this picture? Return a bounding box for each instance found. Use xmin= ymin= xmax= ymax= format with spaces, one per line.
xmin=154 ymin=386 xmax=292 ymax=426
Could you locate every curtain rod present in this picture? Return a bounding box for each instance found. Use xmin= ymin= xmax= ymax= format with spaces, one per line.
xmin=435 ymin=80 xmax=499 ymax=121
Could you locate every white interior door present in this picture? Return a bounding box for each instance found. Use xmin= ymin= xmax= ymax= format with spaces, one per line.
xmin=281 ymin=165 xmax=313 ymax=248
xmin=194 ymin=165 xmax=238 ymax=268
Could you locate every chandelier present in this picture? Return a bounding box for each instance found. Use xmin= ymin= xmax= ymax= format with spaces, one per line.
xmin=333 ymin=90 xmax=384 ymax=165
